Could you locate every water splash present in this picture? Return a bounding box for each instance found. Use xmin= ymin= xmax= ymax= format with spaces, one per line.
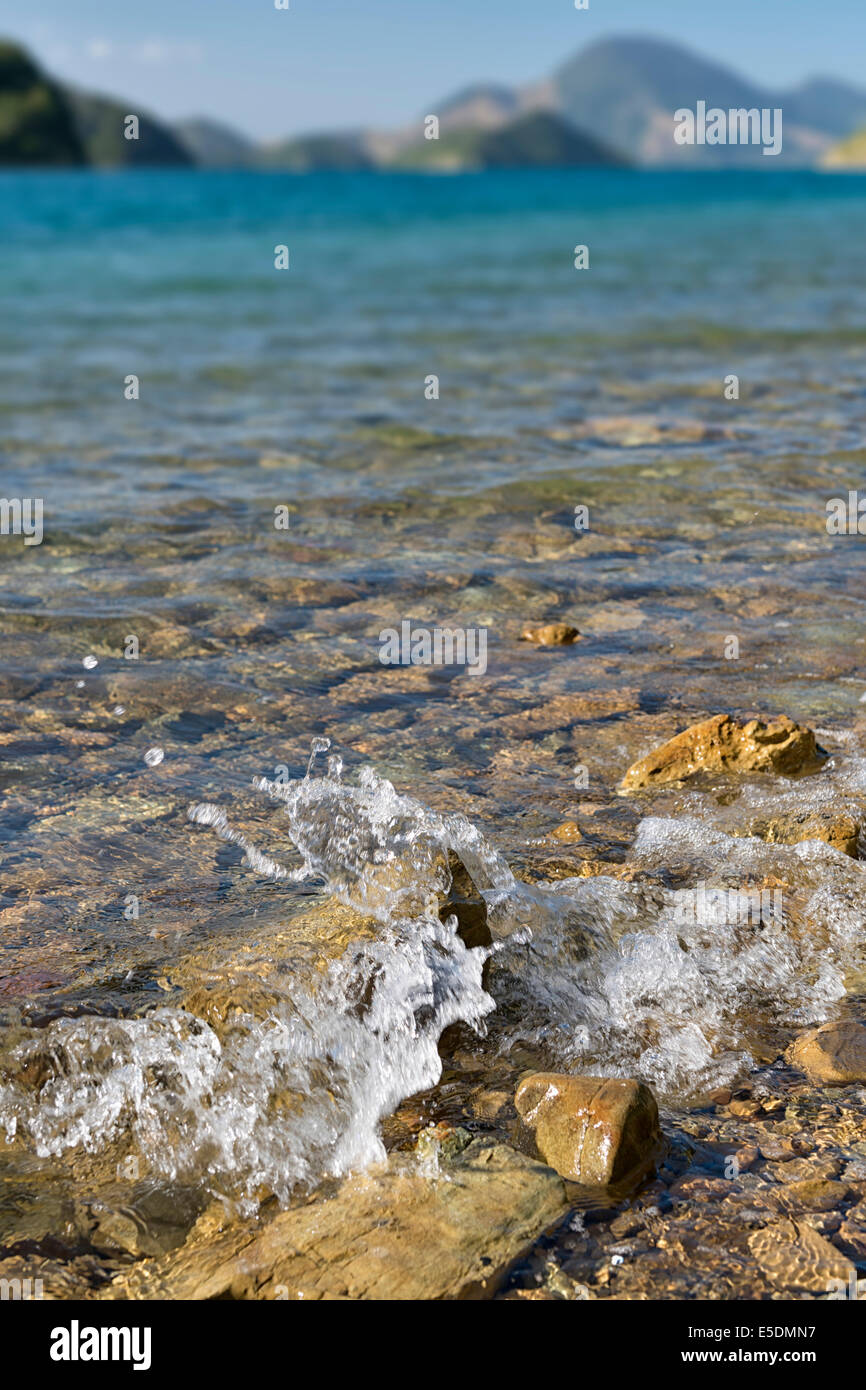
xmin=4 ymin=742 xmax=866 ymax=1204
xmin=0 ymin=745 xmax=508 ymax=1207
xmin=191 ymin=738 xmax=516 ymax=926
xmin=493 ymin=812 xmax=866 ymax=1095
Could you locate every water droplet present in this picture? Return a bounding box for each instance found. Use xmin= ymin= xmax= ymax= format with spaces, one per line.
xmin=75 ymin=680 xmax=85 ymax=689
xmin=113 ymin=705 xmax=125 ymax=715
xmin=306 ymin=736 xmax=331 ymax=777
xmin=82 ymin=655 xmax=98 ymax=670
xmin=144 ymin=747 xmax=164 ymax=767
xmin=327 ymin=754 xmax=343 ymax=781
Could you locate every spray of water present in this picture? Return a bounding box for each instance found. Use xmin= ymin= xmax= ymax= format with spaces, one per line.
xmin=3 ymin=740 xmax=866 ymax=1204
xmin=0 ymin=743 xmax=509 ymax=1207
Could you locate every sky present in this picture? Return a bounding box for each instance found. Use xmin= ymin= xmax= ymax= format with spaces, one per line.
xmin=3 ymin=0 xmax=865 ymax=141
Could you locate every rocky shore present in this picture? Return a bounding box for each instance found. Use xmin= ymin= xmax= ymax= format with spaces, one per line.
xmin=3 ymin=711 xmax=866 ymax=1302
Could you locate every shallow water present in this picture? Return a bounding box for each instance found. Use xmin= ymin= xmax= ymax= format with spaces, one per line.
xmin=2 ymin=170 xmax=866 ymax=1295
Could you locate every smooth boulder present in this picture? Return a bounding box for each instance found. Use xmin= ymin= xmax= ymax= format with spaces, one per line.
xmin=788 ymin=1019 xmax=866 ymax=1085
xmin=515 ymin=1073 xmax=660 ymax=1185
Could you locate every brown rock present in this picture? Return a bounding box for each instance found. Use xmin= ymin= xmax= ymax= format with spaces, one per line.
xmin=669 ymin=1176 xmax=732 ymax=1200
xmin=788 ymin=1020 xmax=866 ymax=1085
xmin=101 ymin=1139 xmax=567 ymax=1302
xmin=520 ymin=623 xmax=581 ymax=646
xmin=741 ymin=809 xmax=860 ymax=858
xmin=620 ymin=714 xmax=826 ymax=792
xmin=835 ymin=1207 xmax=866 ymax=1262
xmin=549 ymin=821 xmax=583 ymax=844
xmin=769 ymin=1156 xmax=843 ymax=1184
xmin=514 ymin=1073 xmax=660 ymax=1186
xmin=757 ymin=1137 xmax=796 ymax=1161
xmin=774 ymin=1180 xmax=851 ymax=1213
xmin=609 ymin=1212 xmax=643 ymax=1239
xmin=471 ymin=1089 xmax=510 ymax=1120
xmin=731 ymin=1145 xmax=761 ymax=1174
xmin=748 ymin=1219 xmax=854 ymax=1292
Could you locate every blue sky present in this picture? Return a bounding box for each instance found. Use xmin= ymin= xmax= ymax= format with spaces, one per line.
xmin=3 ymin=0 xmax=865 ymax=140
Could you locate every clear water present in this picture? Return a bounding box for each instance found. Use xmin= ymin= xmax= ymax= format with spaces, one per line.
xmin=2 ymin=169 xmax=866 ymax=1233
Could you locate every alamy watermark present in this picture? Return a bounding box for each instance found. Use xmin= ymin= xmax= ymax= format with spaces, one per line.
xmin=379 ymin=620 xmax=488 ymax=677
xmin=50 ymin=1322 xmax=151 ymax=1370
xmin=674 ymin=102 xmax=783 ymax=158
xmin=1 ymin=1276 xmax=44 ymax=1300
xmin=0 ymin=497 xmax=43 ymax=545
xmin=826 ymin=490 xmax=866 ymax=535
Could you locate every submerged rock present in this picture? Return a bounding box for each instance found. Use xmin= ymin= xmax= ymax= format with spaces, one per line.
xmin=620 ymin=714 xmax=826 ymax=792
xmin=103 ymin=1139 xmax=568 ymax=1301
xmin=514 ymin=1073 xmax=660 ymax=1186
xmin=773 ymin=1179 xmax=852 ymax=1214
xmin=788 ymin=1020 xmax=866 ymax=1085
xmin=520 ymin=623 xmax=581 ymax=646
xmin=739 ymin=809 xmax=860 ymax=858
xmin=836 ymin=1208 xmax=866 ymax=1263
xmin=549 ymin=820 xmax=583 ymax=843
xmin=748 ymin=1219 xmax=854 ymax=1293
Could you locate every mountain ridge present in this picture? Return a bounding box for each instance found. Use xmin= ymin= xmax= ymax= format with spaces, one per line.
xmin=2 ymin=33 xmax=866 ymax=170
xmin=0 ymin=40 xmax=85 ymax=165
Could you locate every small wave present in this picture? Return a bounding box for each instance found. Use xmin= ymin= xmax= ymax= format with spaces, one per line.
xmin=4 ymin=742 xmax=866 ymax=1202
xmin=0 ymin=743 xmax=505 ymax=1208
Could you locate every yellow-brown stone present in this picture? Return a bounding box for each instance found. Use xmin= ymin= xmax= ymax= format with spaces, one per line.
xmin=620 ymin=714 xmax=826 ymax=792
xmin=742 ymin=809 xmax=859 ymax=858
xmin=788 ymin=1020 xmax=866 ymax=1085
xmin=514 ymin=1073 xmax=660 ymax=1185
xmin=520 ymin=623 xmax=581 ymax=646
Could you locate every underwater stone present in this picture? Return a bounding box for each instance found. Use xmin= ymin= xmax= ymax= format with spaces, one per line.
xmin=788 ymin=1020 xmax=866 ymax=1086
xmin=739 ymin=808 xmax=860 ymax=858
xmin=438 ymin=849 xmax=491 ymax=950
xmin=748 ymin=1218 xmax=854 ymax=1293
xmin=520 ymin=622 xmax=581 ymax=646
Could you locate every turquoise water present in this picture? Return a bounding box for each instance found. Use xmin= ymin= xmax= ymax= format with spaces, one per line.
xmin=2 ymin=169 xmax=866 ymax=520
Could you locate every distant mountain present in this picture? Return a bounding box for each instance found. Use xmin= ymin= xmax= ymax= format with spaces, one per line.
xmin=548 ymin=35 xmax=866 ymax=166
xmin=553 ymin=36 xmax=765 ymax=163
xmin=394 ymin=110 xmax=627 ymax=171
xmin=258 ymin=131 xmax=375 ymax=171
xmin=175 ymin=117 xmax=255 ymax=167
xmin=822 ymin=128 xmax=866 ymax=169
xmin=785 ymin=78 xmax=866 ymax=137
xmin=4 ymin=31 xmax=866 ymax=172
xmin=0 ymin=40 xmax=84 ymax=165
xmin=435 ymin=84 xmax=520 ymax=133
xmin=65 ymin=89 xmax=192 ymax=166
